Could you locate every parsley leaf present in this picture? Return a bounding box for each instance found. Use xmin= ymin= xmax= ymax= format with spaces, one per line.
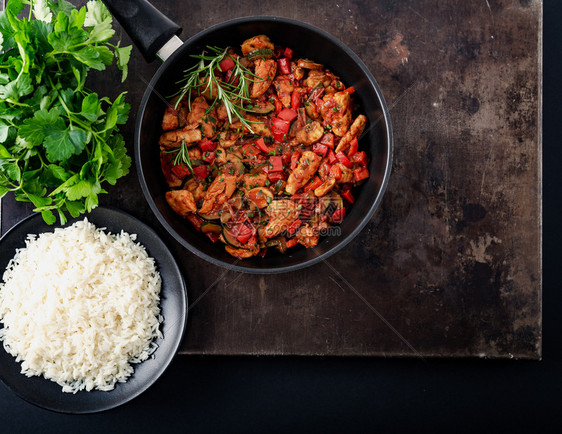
xmin=19 ymin=108 xmax=62 ymax=147
xmin=44 ymin=128 xmax=87 ymax=162
xmin=0 ymin=0 xmax=133 ymax=223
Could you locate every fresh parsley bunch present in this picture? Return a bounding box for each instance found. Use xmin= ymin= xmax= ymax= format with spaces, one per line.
xmin=0 ymin=0 xmax=132 ymax=224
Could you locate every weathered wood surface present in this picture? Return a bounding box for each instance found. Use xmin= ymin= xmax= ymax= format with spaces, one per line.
xmin=1 ymin=0 xmax=542 ymax=358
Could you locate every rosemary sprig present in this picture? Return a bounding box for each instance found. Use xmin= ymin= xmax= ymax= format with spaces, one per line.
xmin=165 ymin=140 xmax=193 ymax=172
xmin=172 ymin=46 xmax=263 ymax=133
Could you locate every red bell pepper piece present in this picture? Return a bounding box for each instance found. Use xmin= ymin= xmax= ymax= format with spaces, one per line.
xmin=351 ymin=151 xmax=368 ymax=167
xmin=255 ymin=137 xmax=271 ymax=153
xmin=286 ymin=238 xmax=299 ymax=248
xmin=319 ymin=133 xmax=335 ymax=149
xmin=171 ymin=163 xmax=191 ymax=178
xmin=329 ymin=164 xmax=342 ymax=180
xmin=278 ymin=108 xmax=298 ymax=123
xmin=308 ymin=85 xmax=325 ymax=103
xmin=235 ymin=223 xmax=253 ymax=244
xmin=312 ymin=143 xmax=328 ymax=157
xmin=272 ymin=117 xmax=290 ymax=133
xmin=200 ymin=139 xmax=217 ymax=153
xmin=287 ymin=219 xmax=302 ymax=235
xmin=271 ymin=117 xmax=290 ymax=142
xmin=242 ymin=144 xmax=261 ymax=160
xmin=225 ymin=69 xmax=240 ymax=86
xmin=284 ymin=47 xmax=294 ymax=60
xmin=303 ymin=176 xmax=323 ymax=192
xmin=202 ymin=151 xmax=215 ymax=163
xmin=186 ymin=213 xmax=204 ymax=231
xmin=344 ymin=86 xmax=355 ymax=95
xmin=347 ymin=137 xmax=359 ymax=157
xmin=336 ymin=151 xmax=353 ymax=168
xmin=267 ymin=171 xmax=284 ymax=182
xmin=291 ymin=90 xmax=301 ymax=109
xmin=327 ymin=149 xmax=337 ymax=164
xmin=219 ymin=56 xmax=235 ymax=72
xmin=290 ymin=151 xmax=300 ymax=170
xmin=277 ymin=57 xmax=291 ymax=75
xmin=193 ymin=165 xmax=209 ymax=179
xmin=270 ymin=94 xmax=283 ymax=114
xmin=340 ymin=189 xmax=355 ymax=203
xmin=331 ymin=207 xmax=346 ymax=223
xmin=205 ymin=232 xmax=220 ymax=243
xmin=269 ymin=155 xmax=284 ymax=172
xmin=353 ymin=167 xmax=370 ymax=182
xmin=272 ymin=131 xmax=285 ymax=143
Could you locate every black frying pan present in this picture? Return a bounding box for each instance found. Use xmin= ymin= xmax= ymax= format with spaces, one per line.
xmin=102 ymin=0 xmax=393 ymax=274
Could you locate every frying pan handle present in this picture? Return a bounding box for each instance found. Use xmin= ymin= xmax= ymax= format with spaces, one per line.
xmin=101 ymin=0 xmax=182 ymax=62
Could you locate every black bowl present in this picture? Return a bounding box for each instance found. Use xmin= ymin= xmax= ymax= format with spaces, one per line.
xmin=0 ymin=207 xmax=187 ymax=413
xmin=135 ymin=16 xmax=392 ymax=274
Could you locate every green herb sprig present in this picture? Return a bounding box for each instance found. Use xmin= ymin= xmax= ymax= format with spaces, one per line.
xmin=165 ymin=139 xmax=193 ymax=172
xmin=172 ymin=46 xmax=262 ymax=133
xmin=0 ymin=0 xmax=132 ymax=224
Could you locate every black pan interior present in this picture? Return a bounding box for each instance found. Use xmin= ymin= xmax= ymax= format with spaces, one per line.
xmin=135 ymin=17 xmax=392 ymax=273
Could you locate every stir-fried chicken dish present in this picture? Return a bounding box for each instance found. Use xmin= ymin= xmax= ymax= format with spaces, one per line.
xmin=159 ymin=35 xmax=370 ymax=259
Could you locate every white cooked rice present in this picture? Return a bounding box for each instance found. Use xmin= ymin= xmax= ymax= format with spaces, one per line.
xmin=0 ymin=218 xmax=163 ymax=393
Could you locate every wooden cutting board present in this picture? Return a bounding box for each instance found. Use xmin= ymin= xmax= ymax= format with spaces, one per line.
xmin=1 ymin=0 xmax=542 ymax=358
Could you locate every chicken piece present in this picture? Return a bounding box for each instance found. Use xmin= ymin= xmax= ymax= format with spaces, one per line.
xmin=305 ymin=69 xmax=340 ymax=90
xmin=251 ymin=58 xmax=277 ymax=98
xmin=158 ymin=127 xmax=202 ymax=148
xmin=243 ymin=114 xmax=272 ymax=137
xmin=306 ymin=70 xmax=329 ymax=89
xmin=165 ymin=190 xmax=197 ymax=216
xmin=215 ymin=103 xmax=229 ymax=122
xmin=185 ymin=179 xmax=206 ymax=202
xmin=335 ymin=162 xmax=354 ymax=183
xmin=305 ymin=101 xmax=321 ymax=120
xmin=222 ymin=154 xmax=245 ymax=176
xmin=247 ymin=187 xmax=274 ymax=209
xmin=319 ymin=91 xmax=352 ymax=137
xmin=218 ymin=130 xmax=242 ymax=148
xmin=199 ymin=76 xmax=219 ymax=101
xmin=272 ymin=75 xmax=294 ymax=108
xmin=314 ymin=177 xmax=336 ymax=197
xmin=317 ymin=158 xmax=331 ymax=181
xmin=225 ymin=244 xmax=260 ymax=259
xmin=241 ymin=172 xmax=268 ymax=191
xmin=199 ymin=174 xmax=238 ymax=215
xmin=296 ymin=224 xmax=320 ymax=248
xmin=185 ymin=96 xmax=217 ymax=139
xmin=295 ymin=121 xmax=324 ymax=145
xmin=292 ymin=67 xmax=306 ymax=81
xmin=241 ymin=35 xmax=274 ymax=56
xmin=263 ymin=199 xmax=301 ymax=238
xmin=335 ymin=114 xmax=367 ymax=153
xmin=285 ymin=151 xmax=322 ymax=195
xmin=214 ymin=148 xmax=227 ymax=165
xmin=296 ymin=222 xmax=328 ymax=248
xmin=162 ymin=105 xmax=179 ymax=130
xmin=297 ymin=59 xmax=323 ymax=70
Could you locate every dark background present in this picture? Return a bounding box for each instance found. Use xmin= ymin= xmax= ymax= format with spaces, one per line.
xmin=0 ymin=2 xmax=558 ymax=433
